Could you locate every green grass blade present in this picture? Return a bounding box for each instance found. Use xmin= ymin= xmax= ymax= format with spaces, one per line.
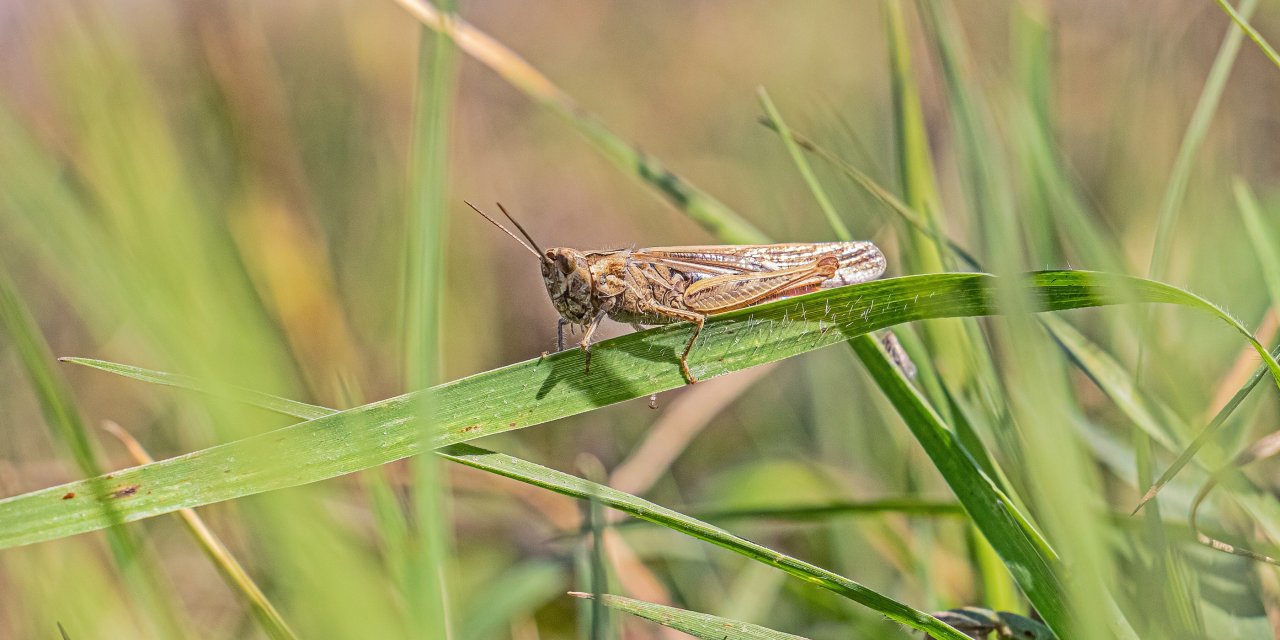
xmin=61 ymin=364 xmax=948 ymax=636
xmin=846 ymin=329 xmax=1057 ymax=555
xmin=0 ymin=273 xmax=104 ymax=478
xmin=919 ymin=3 xmax=1155 ymax=634
xmin=456 ymin=447 xmax=964 ymax=638
xmin=1147 ymin=0 xmax=1257 ymax=282
xmin=1214 ymin=0 xmax=1280 ymax=71
xmin=755 ymin=87 xmax=851 ymax=240
xmin=401 ymin=4 xmax=460 ymax=633
xmin=6 ymin=271 xmax=1276 ymax=551
xmin=761 ymin=110 xmax=1276 ymax=636
xmin=458 ymin=562 xmax=562 ymax=640
xmin=1134 ymin=183 xmax=1280 ymax=508
xmin=885 ymin=1 xmax=948 ymax=273
xmin=102 ymin=423 xmax=299 ymax=640
xmin=0 ymin=270 xmax=190 ymax=638
xmin=378 ymin=21 xmax=1045 ymax=624
xmin=762 ymin=125 xmax=1280 ymax=532
xmin=665 ymin=499 xmax=965 ymax=523
xmin=65 ymin=357 xmax=968 ymax=638
xmin=1135 ymin=342 xmax=1280 ymax=512
xmin=1135 ymin=33 xmax=1256 ymax=616
xmin=1042 ymin=315 xmax=1188 ymax=454
xmin=63 ymin=358 xmax=968 ymax=525
xmin=1234 ymin=179 xmax=1280 ymax=308
xmin=568 ymin=593 xmax=809 ymax=640
xmin=59 ymin=358 xmax=333 ymax=420
xmin=761 ymin=20 xmax=1046 ymax=624
xmin=755 ymin=121 xmax=982 ymax=270
xmin=390 ymin=0 xmax=767 ymax=245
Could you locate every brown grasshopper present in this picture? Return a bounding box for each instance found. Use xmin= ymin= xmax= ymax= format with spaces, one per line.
xmin=468 ymin=202 xmax=887 ymax=384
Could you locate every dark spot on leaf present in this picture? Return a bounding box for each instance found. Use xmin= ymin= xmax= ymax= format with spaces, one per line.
xmin=112 ymin=485 xmax=139 ymax=498
xmin=461 ymin=424 xmax=483 ymax=433
xmin=61 ymin=492 xmax=75 ymax=500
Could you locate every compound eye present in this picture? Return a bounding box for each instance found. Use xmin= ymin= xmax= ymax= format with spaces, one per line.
xmin=554 ymin=253 xmax=575 ymax=275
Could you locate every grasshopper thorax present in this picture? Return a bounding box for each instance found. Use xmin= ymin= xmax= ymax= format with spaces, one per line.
xmin=541 ymin=248 xmax=596 ymax=324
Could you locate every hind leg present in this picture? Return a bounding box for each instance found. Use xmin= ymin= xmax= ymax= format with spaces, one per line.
xmin=643 ymin=304 xmax=707 ymax=384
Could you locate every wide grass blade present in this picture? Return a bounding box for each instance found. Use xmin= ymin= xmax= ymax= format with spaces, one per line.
xmin=4 ymin=271 xmax=1276 ymax=549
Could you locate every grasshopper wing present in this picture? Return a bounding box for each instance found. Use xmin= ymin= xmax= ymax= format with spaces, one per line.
xmin=682 ymin=256 xmax=839 ymax=313
xmin=636 ymin=242 xmax=884 ymax=287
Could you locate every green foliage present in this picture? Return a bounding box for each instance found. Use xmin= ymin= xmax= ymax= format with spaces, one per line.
xmin=4 ymin=2 xmax=1280 ymax=639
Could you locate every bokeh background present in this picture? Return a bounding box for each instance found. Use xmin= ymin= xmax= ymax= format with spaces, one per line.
xmin=2 ymin=1 xmax=1280 ymax=638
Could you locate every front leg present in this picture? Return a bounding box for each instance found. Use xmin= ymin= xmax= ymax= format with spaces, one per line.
xmin=556 ymin=317 xmax=569 ymax=352
xmin=579 ymin=309 xmax=609 ymax=374
xmin=611 ymin=276 xmax=707 ymax=384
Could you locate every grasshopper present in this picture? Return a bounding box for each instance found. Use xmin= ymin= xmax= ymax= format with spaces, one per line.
xmin=468 ymin=202 xmax=887 ymax=383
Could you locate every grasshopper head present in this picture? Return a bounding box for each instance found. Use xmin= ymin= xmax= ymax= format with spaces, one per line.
xmin=462 ymin=202 xmax=598 ymax=325
xmin=541 ymin=248 xmax=595 ymax=324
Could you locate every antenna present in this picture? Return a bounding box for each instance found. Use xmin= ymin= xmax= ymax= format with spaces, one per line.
xmin=494 ymin=202 xmax=544 ymax=255
xmin=465 ymin=201 xmax=541 ymax=258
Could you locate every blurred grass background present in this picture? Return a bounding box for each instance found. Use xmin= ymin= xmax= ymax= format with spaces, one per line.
xmin=2 ymin=1 xmax=1280 ymax=638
